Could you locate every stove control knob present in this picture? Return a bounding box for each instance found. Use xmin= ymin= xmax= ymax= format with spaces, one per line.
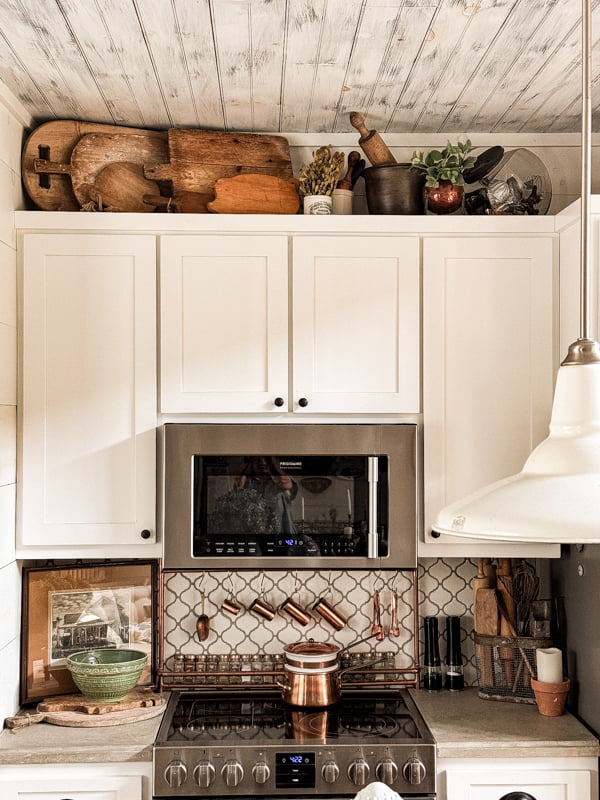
xmin=348 ymin=758 xmax=370 ymax=786
xmin=252 ymin=762 xmax=270 ymax=785
xmin=322 ymin=760 xmax=340 ymax=784
xmin=402 ymin=757 xmax=426 ymax=786
xmin=222 ymin=759 xmax=244 ymax=787
xmin=193 ymin=760 xmax=216 ymax=788
xmin=376 ymin=758 xmax=398 ymax=785
xmin=164 ymin=759 xmax=188 ymax=788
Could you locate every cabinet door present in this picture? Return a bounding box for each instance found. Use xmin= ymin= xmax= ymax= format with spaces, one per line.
xmin=422 ymin=236 xmax=559 ymax=556
xmin=0 ymin=775 xmax=142 ymax=800
xmin=446 ymin=767 xmax=591 ymax=800
xmin=160 ymin=235 xmax=288 ymax=412
xmin=292 ymin=236 xmax=420 ymax=413
xmin=19 ymin=234 xmax=157 ymax=555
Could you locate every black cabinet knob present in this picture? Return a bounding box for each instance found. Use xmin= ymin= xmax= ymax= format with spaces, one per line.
xmin=140 ymin=529 xmax=152 ymax=540
xmin=298 ymin=397 xmax=309 ymax=408
xmin=273 ymin=396 xmax=285 ymax=407
xmin=430 ymin=530 xmax=441 ymax=539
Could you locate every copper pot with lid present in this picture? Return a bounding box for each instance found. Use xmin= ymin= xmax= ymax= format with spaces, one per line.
xmin=278 ymin=637 xmax=378 ymax=707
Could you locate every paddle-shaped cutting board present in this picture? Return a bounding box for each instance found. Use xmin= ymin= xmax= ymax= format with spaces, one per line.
xmin=144 ymin=128 xmax=294 ymax=212
xmin=22 ymin=120 xmax=168 ymax=210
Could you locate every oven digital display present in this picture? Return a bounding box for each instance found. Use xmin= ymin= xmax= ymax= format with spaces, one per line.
xmin=275 ymin=752 xmax=316 ymax=789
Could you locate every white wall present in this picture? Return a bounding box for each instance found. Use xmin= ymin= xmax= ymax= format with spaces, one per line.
xmin=0 ymin=83 xmax=30 ymax=720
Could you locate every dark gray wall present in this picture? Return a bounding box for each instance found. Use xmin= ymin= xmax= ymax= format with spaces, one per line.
xmin=551 ymin=545 xmax=600 ymax=736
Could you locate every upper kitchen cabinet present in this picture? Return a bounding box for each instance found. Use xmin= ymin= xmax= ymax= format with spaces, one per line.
xmin=421 ymin=236 xmax=560 ymax=558
xmin=292 ymin=236 xmax=420 ymax=414
xmin=159 ymin=234 xmax=420 ymax=414
xmin=18 ymin=234 xmax=159 ymax=558
xmin=160 ymin=235 xmax=289 ymax=413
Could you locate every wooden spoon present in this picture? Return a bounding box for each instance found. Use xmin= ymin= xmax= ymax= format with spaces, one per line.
xmin=196 ymin=591 xmax=210 ymax=642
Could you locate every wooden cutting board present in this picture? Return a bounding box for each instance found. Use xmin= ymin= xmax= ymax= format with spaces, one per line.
xmin=22 ymin=120 xmax=168 ymax=210
xmin=207 ymin=174 xmax=300 ymax=214
xmin=474 ymin=587 xmax=498 ymax=688
xmin=33 ymin=132 xmax=169 ymax=210
xmin=144 ymin=128 xmax=294 ymax=213
xmin=5 ymin=689 xmax=165 ymax=729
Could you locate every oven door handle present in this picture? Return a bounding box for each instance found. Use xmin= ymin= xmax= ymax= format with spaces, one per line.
xmin=367 ymin=456 xmax=378 ymax=559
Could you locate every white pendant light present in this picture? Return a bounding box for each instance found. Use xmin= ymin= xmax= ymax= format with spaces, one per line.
xmin=432 ymin=0 xmax=600 ymax=543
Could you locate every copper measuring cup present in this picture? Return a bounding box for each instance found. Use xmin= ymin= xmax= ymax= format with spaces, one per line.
xmin=280 ymin=597 xmax=312 ymax=626
xmin=312 ymin=597 xmax=347 ymax=631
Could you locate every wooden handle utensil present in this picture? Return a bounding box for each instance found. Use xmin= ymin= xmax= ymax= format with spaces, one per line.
xmin=349 ymin=112 xmax=397 ymax=166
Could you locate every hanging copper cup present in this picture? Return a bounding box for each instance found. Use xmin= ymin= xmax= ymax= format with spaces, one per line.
xmin=312 ymin=597 xmax=347 ymax=631
xmin=280 ymin=597 xmax=312 ymax=626
xmin=222 ymin=597 xmax=242 ymax=615
xmin=250 ymin=597 xmax=276 ymax=621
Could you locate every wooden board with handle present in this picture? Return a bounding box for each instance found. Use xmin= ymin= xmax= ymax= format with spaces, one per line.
xmin=497 ymin=558 xmax=517 ymax=685
xmin=22 ymin=120 xmax=168 ymax=211
xmin=207 ymin=174 xmax=300 ymax=214
xmin=474 ymin=586 xmax=498 ymax=688
xmin=143 ymin=128 xmax=294 ymax=213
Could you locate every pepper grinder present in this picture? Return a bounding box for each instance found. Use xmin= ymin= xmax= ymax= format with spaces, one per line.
xmin=423 ymin=616 xmax=442 ymax=691
xmin=445 ymin=615 xmax=464 ymax=691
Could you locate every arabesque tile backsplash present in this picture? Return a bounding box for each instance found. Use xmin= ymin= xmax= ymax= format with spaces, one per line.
xmin=161 ymin=558 xmax=477 ymax=686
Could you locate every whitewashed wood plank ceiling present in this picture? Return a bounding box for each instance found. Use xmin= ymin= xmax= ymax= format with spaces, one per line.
xmin=0 ymin=0 xmax=598 ymax=133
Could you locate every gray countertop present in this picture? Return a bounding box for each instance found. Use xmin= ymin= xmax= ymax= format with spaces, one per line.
xmin=410 ymin=687 xmax=600 ymax=759
xmin=1 ymin=688 xmax=598 ymax=765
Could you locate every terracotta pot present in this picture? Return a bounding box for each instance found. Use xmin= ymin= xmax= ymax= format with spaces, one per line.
xmin=531 ymin=676 xmax=570 ymax=716
xmin=425 ymin=180 xmax=464 ymax=214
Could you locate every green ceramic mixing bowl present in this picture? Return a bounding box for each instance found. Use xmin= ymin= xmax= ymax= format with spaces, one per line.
xmin=66 ymin=648 xmax=148 ymax=703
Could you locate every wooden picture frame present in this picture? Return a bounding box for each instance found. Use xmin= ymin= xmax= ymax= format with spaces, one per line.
xmin=20 ymin=560 xmax=159 ymax=705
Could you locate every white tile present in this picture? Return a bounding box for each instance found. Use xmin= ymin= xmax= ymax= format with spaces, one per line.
xmin=0 ymin=636 xmax=20 ymax=719
xmin=0 ymin=404 xmax=16 ymax=486
xmin=0 ymin=323 xmax=16 ymax=405
xmin=0 ymin=240 xmax=17 ymax=326
xmin=0 ymin=560 xmax=20 ymax=649
xmin=0 ymin=483 xmax=15 ymax=568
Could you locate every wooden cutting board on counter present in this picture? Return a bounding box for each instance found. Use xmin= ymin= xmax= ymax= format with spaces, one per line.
xmin=143 ymin=128 xmax=294 ymax=212
xmin=5 ymin=689 xmax=165 ymax=729
xmin=22 ymin=120 xmax=168 ymax=210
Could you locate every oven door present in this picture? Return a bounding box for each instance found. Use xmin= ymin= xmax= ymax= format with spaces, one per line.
xmin=161 ymin=423 xmax=418 ymax=570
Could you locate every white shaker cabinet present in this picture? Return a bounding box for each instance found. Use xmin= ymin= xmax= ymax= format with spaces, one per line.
xmin=422 ymin=236 xmax=560 ymax=557
xmin=292 ymin=236 xmax=420 ymax=414
xmin=159 ymin=235 xmax=289 ymax=413
xmin=18 ymin=234 xmax=159 ymax=557
xmin=0 ymin=763 xmax=151 ymax=800
xmin=159 ymin=234 xmax=420 ymax=414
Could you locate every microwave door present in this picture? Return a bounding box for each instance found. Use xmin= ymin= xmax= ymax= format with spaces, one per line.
xmin=368 ymin=456 xmax=378 ymax=559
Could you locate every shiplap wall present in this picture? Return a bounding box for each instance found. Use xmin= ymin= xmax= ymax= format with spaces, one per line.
xmin=0 ymin=83 xmax=29 ymax=721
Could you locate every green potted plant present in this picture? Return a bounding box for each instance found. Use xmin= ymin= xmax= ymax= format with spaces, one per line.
xmin=298 ymin=146 xmax=344 ymax=214
xmin=410 ymin=140 xmax=475 ymax=213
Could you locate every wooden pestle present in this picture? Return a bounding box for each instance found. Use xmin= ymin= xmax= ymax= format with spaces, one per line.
xmin=349 ymin=112 xmax=397 ymax=166
xmin=336 ymin=151 xmax=360 ymax=190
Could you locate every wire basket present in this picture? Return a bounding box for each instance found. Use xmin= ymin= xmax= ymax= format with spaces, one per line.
xmin=474 ymin=633 xmax=554 ymax=703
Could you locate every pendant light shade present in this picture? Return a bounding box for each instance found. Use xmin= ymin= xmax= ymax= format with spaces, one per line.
xmin=432 ymin=0 xmax=600 ymax=544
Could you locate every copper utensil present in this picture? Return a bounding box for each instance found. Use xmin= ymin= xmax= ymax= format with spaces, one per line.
xmin=196 ymin=591 xmax=210 ymax=641
xmin=371 ymin=590 xmax=384 ymax=641
xmin=312 ymin=597 xmax=347 ymax=631
xmin=389 ymin=590 xmax=400 ymax=637
xmin=222 ymin=597 xmax=242 ymax=615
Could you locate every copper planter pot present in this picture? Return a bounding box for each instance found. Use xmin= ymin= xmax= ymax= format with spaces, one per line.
xmin=425 ymin=180 xmax=464 ymax=214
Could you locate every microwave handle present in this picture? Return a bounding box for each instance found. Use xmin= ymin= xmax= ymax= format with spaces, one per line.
xmin=367 ymin=456 xmax=378 ymax=559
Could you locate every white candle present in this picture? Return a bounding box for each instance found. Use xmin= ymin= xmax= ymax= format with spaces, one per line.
xmin=536 ymin=647 xmax=563 ymax=684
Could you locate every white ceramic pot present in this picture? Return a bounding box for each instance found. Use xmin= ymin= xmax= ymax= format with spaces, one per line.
xmin=303 ymin=194 xmax=332 ymax=215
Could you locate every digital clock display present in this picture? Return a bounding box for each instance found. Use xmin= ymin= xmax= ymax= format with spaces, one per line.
xmin=289 ymin=756 xmax=303 ymax=764
xmin=275 ymin=751 xmax=316 ymax=789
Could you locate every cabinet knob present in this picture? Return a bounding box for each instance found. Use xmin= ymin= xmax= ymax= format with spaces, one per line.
xmin=298 ymin=397 xmax=309 ymax=408
xmin=140 ymin=529 xmax=152 ymax=540
xmin=273 ymin=396 xmax=285 ymax=407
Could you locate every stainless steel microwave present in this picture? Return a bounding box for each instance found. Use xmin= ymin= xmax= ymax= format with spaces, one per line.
xmin=160 ymin=423 xmax=418 ymax=569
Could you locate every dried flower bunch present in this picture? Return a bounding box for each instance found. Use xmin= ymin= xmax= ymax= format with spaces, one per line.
xmin=298 ymin=146 xmax=345 ymax=197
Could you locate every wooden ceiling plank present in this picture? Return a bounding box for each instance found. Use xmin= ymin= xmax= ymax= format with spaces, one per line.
xmin=303 ymin=0 xmax=367 ymax=133
xmin=0 ymin=29 xmax=57 ymax=122
xmin=244 ymin=0 xmax=288 ymax=132
xmin=472 ymin=1 xmax=584 ymax=131
xmin=0 ymin=0 xmax=108 ymax=122
xmin=279 ymin=0 xmax=329 ymax=132
xmin=408 ymin=0 xmax=519 ymax=133
xmin=440 ymin=0 xmax=561 ymax=132
xmin=339 ymin=4 xmax=437 ymax=132
xmin=209 ymin=0 xmax=253 ymax=131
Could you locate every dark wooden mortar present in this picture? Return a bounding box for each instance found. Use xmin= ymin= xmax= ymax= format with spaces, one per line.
xmin=364 ymin=163 xmax=425 ymax=214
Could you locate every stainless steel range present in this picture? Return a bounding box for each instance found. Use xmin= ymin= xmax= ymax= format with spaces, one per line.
xmin=153 ymin=689 xmax=436 ymax=799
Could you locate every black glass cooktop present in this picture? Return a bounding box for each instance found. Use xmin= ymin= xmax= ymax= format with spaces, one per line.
xmin=159 ymin=690 xmax=428 ymax=745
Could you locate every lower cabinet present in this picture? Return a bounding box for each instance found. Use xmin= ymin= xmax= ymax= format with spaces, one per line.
xmin=439 ymin=757 xmax=597 ymax=800
xmin=0 ymin=763 xmax=151 ymax=800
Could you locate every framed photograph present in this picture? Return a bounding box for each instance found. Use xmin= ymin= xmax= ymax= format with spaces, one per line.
xmin=20 ymin=560 xmax=159 ymax=705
